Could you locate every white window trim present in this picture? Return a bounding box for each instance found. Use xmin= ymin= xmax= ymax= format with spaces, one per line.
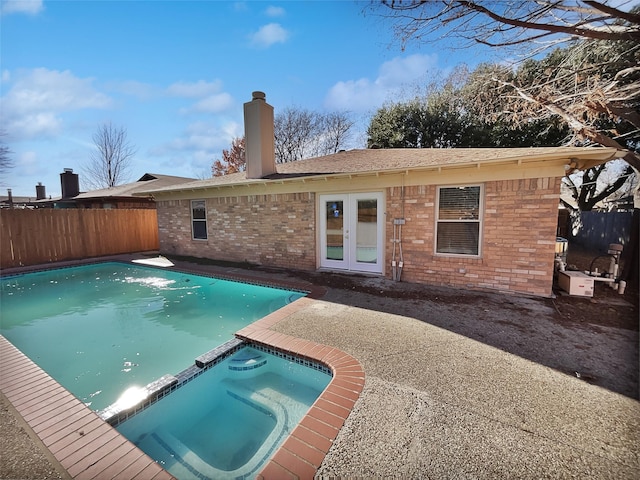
xmin=434 ymin=184 xmax=484 ymax=258
xmin=190 ymin=199 xmax=208 ymax=241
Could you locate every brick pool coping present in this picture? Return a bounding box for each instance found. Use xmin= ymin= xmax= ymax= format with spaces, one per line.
xmin=236 ymin=297 xmax=365 ymax=479
xmin=0 ymin=263 xmax=364 ymax=479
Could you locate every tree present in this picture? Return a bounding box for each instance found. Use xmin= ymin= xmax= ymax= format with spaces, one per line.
xmin=275 ymin=107 xmax=354 ymax=163
xmin=318 ymin=112 xmax=355 ymax=156
xmin=459 ymin=42 xmax=638 ymax=210
xmin=367 ymin=67 xmax=570 ymax=149
xmin=367 ymin=67 xmax=480 ymax=148
xmin=562 ymin=161 xmax=636 ymax=211
xmin=371 ymin=1 xmax=640 ymax=169
xmin=0 ymin=130 xmax=14 ymax=185
xmin=212 ymin=137 xmax=246 ymax=176
xmin=367 ymin=97 xmax=471 ymax=148
xmin=83 ymin=123 xmax=136 ymax=189
xmin=376 ymin=1 xmax=640 ymax=51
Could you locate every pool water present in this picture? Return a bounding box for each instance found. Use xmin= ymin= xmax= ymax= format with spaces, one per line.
xmin=116 ymin=345 xmax=331 ymax=480
xmin=0 ymin=263 xmax=304 ymax=411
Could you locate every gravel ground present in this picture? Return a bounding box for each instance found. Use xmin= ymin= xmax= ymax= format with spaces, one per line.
xmin=269 ymin=287 xmax=639 ymax=479
xmin=0 ymin=392 xmax=69 ymax=480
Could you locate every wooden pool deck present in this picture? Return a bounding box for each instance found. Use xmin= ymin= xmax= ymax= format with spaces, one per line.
xmin=0 ymin=294 xmax=364 ymax=480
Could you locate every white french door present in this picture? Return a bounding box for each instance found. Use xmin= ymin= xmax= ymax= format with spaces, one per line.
xmin=319 ymin=192 xmax=384 ymax=273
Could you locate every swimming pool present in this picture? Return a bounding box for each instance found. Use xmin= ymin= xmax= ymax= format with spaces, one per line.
xmin=0 ymin=262 xmax=305 ymax=411
xmin=114 ymin=343 xmax=332 ymax=480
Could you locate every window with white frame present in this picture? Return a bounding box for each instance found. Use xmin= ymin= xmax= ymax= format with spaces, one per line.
xmin=436 ymin=185 xmax=482 ymax=256
xmin=191 ymin=200 xmax=207 ymax=240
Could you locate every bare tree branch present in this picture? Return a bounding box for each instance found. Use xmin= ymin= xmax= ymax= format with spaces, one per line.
xmin=583 ymin=0 xmax=640 ymax=24
xmin=456 ymin=1 xmax=638 ymax=41
xmin=83 ymin=123 xmax=136 ymax=189
xmin=377 ymin=1 xmax=640 ymax=50
xmin=0 ymin=130 xmax=14 ymax=184
xmin=497 ymin=78 xmax=640 ymax=170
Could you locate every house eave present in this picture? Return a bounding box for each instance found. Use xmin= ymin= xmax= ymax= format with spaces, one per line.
xmin=141 ymin=147 xmax=625 ymax=198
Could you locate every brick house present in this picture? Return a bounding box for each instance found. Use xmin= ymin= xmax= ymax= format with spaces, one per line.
xmin=140 ymin=92 xmax=624 ymax=297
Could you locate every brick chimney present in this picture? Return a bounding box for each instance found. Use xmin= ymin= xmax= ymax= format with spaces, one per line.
xmin=36 ymin=182 xmax=46 ymax=200
xmin=243 ymin=91 xmax=276 ymax=179
xmin=60 ymin=168 xmax=80 ymax=199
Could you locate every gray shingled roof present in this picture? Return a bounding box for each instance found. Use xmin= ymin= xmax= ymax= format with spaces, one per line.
xmin=137 ymin=146 xmax=623 ymax=195
xmin=73 ymin=173 xmax=197 ymax=199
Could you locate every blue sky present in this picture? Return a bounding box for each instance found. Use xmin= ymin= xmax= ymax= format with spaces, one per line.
xmin=1 ymin=0 xmax=485 ymax=198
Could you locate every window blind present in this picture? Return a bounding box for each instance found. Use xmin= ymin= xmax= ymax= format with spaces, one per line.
xmin=436 ymin=186 xmax=481 ymax=255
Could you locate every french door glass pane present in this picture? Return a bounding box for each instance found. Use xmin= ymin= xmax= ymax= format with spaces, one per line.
xmin=356 ymin=199 xmax=377 ymax=263
xmin=325 ymin=200 xmax=343 ymax=260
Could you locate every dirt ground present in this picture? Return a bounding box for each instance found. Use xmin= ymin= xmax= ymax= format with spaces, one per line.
xmin=293 ymin=244 xmax=638 ymax=331
xmin=271 ymin=244 xmax=639 ymax=399
xmin=555 ymin=244 xmax=638 ymax=331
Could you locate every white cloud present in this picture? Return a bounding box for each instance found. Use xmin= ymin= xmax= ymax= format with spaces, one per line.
xmin=377 ymin=54 xmax=439 ymax=87
xmin=1 ymin=0 xmax=43 ymax=16
xmin=250 ymin=23 xmax=289 ymax=48
xmin=1 ymin=68 xmax=111 ymax=139
xmin=16 ymin=150 xmax=40 ymax=175
xmin=265 ymin=6 xmax=285 ymax=17
xmin=151 ymin=120 xmax=242 ymax=167
xmin=184 ymin=93 xmax=234 ymax=114
xmin=324 ymin=53 xmax=440 ymax=112
xmin=9 ymin=112 xmax=63 ymax=138
xmin=138 ymin=117 xmax=242 ymax=179
xmin=112 ymin=80 xmax=156 ymax=100
xmin=166 ymin=80 xmax=224 ymax=98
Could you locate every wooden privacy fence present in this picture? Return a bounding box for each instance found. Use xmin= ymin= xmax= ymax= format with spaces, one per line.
xmin=0 ymin=209 xmax=159 ymax=269
xmin=570 ymin=210 xmax=633 ymax=252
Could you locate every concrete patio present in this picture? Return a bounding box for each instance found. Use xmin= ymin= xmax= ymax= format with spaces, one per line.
xmin=1 ymin=256 xmax=638 ymax=479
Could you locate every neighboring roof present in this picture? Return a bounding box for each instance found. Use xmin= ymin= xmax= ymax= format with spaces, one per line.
xmin=73 ymin=173 xmax=197 ymax=200
xmin=0 ymin=195 xmax=35 ymax=205
xmin=137 ymin=146 xmax=624 ymax=195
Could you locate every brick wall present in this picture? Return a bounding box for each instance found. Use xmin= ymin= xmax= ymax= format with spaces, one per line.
xmin=157 ymin=193 xmax=316 ymax=270
xmin=386 ymin=177 xmax=561 ymax=296
xmin=157 ymin=177 xmax=560 ymax=296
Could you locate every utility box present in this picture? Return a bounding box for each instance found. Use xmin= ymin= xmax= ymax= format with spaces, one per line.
xmin=558 ymin=271 xmax=595 ymax=297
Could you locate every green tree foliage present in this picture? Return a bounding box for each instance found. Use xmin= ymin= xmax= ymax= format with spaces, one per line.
xmin=367 ymin=66 xmax=570 ymax=149
xmin=367 ymin=97 xmax=471 ymax=148
xmin=369 ymin=1 xmax=640 ymax=166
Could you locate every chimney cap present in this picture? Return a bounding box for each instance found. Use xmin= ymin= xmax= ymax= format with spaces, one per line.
xmin=252 ymin=91 xmax=266 ymax=101
xmin=63 ymin=168 xmax=73 ymax=173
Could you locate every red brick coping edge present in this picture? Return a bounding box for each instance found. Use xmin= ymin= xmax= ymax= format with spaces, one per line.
xmin=0 ymin=296 xmax=364 ymax=480
xmin=236 ymin=297 xmax=365 ymax=479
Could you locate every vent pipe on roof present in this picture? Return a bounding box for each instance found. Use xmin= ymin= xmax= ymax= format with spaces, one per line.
xmin=36 ymin=182 xmax=46 ymax=200
xmin=244 ymin=91 xmax=276 ymax=179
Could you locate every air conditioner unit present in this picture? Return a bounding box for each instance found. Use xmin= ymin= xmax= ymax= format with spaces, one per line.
xmin=558 ymin=271 xmax=594 ymax=297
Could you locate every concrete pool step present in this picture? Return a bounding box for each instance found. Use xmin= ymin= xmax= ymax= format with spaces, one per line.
xmin=140 ymin=381 xmax=290 ymax=480
xmin=235 ymin=299 xmax=365 ymax=480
